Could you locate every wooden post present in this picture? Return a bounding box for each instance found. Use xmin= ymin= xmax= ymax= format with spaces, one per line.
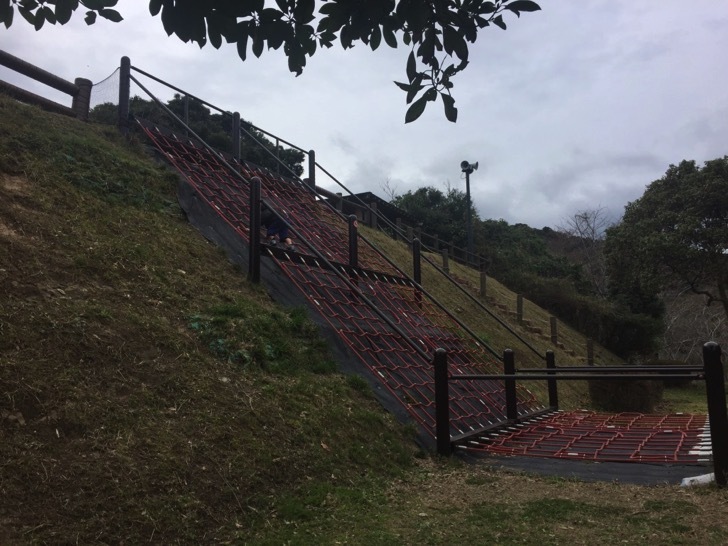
xmin=72 ymin=77 xmax=92 ymax=120
xmin=546 ymin=350 xmax=558 ymax=410
xmin=479 ymin=257 xmax=487 ymax=301
xmin=703 ymin=342 xmax=728 ymax=487
xmin=232 ymin=112 xmax=241 ymax=160
xmin=248 ymin=177 xmax=261 ymax=283
xmin=413 ymin=238 xmax=422 ymax=308
xmin=504 ymin=349 xmax=517 ymax=421
xmin=587 ymin=338 xmax=594 ymax=366
xmin=118 ymin=56 xmax=131 ymax=133
xmin=434 ymin=348 xmax=451 ymax=456
xmin=441 ymin=248 xmax=449 ymax=273
xmin=183 ymin=94 xmax=189 ymax=134
xmin=348 ymin=215 xmax=358 ymax=269
xmin=308 ymin=149 xmax=316 ymax=187
xmin=369 ymin=201 xmax=378 ymax=229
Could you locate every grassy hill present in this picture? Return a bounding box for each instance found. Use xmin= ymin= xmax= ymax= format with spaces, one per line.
xmin=0 ymin=94 xmax=724 ymax=544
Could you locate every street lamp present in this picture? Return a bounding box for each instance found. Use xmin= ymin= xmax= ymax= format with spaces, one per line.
xmin=460 ymin=160 xmax=478 ymax=263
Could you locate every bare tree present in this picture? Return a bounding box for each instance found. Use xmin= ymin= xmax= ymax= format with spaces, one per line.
xmin=558 ymin=206 xmax=615 ymax=298
xmin=380 ymin=178 xmax=399 ymax=201
xmin=660 ymin=287 xmax=727 ymax=366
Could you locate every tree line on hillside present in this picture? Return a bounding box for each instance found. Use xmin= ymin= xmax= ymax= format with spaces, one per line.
xmin=392 ymin=156 xmax=728 ymax=363
xmin=90 ymin=95 xmax=305 ymax=176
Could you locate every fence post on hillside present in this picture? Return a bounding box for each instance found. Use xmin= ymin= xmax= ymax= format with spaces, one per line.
xmin=248 ymin=177 xmax=262 ymax=283
xmin=274 ymin=138 xmax=281 ymax=174
xmin=703 ymin=342 xmax=728 ymax=487
xmin=433 ymin=234 xmax=439 ymax=251
xmin=516 ymin=295 xmax=524 ymax=323
xmin=415 ymin=223 xmax=422 ymax=241
xmin=434 ymin=348 xmax=452 ymax=456
xmin=369 ymin=201 xmax=378 ymax=229
xmin=441 ymin=248 xmax=449 ymax=273
xmin=413 ymin=238 xmax=422 ymax=308
xmin=587 ymin=339 xmax=594 ymax=366
xmin=71 ymin=78 xmax=92 ymax=120
xmin=504 ymin=349 xmax=517 ymax=421
xmin=118 ymin=56 xmax=131 ymax=133
xmin=479 ymin=257 xmax=487 ymax=301
xmin=406 ymin=225 xmax=413 ymax=242
xmin=546 ymin=350 xmax=558 ymax=410
xmin=308 ymin=150 xmax=316 ymax=187
xmin=550 ymin=317 xmax=558 ymax=345
xmin=413 ymin=239 xmax=422 ymax=285
xmin=348 ymin=215 xmax=358 ymax=270
xmin=232 ymin=112 xmax=241 ymax=159
xmin=183 ymin=95 xmax=189 ymax=134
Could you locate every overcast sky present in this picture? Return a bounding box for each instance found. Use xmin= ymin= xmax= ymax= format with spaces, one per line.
xmin=2 ymin=1 xmax=727 ymax=229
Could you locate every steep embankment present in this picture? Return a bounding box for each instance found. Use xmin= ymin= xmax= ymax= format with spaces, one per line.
xmin=1 ymin=94 xmax=725 ymax=546
xmin=0 ymin=95 xmax=415 ymax=543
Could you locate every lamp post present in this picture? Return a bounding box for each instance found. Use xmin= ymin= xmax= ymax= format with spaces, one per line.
xmin=460 ymin=160 xmax=478 ymax=264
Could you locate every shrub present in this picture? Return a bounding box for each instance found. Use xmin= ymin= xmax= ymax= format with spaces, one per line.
xmin=644 ymin=359 xmax=695 ymax=388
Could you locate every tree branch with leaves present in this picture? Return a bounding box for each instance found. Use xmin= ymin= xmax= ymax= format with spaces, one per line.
xmin=1 ymin=0 xmax=541 ymax=122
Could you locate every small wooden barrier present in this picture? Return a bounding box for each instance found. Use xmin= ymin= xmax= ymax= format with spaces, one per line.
xmin=0 ymin=49 xmax=91 ymax=120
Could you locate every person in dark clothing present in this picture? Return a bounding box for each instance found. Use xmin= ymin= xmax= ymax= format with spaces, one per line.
xmin=260 ymin=205 xmax=295 ymax=250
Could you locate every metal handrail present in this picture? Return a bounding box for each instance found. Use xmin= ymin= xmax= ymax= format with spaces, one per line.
xmin=128 ymin=73 xmax=433 ymax=365
xmin=124 ymin=62 xmax=547 ymax=362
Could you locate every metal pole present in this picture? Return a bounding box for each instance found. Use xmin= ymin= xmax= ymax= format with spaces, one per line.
xmin=703 ymin=342 xmax=727 ymax=486
xmin=465 ymin=170 xmax=473 ymax=263
xmin=504 ymin=349 xmax=517 ymax=421
xmin=248 ymin=177 xmax=261 ymax=283
xmin=434 ymin=348 xmax=451 ymax=456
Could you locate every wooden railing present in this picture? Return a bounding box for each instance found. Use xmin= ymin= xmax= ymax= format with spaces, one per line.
xmin=0 ymin=49 xmax=92 ymax=120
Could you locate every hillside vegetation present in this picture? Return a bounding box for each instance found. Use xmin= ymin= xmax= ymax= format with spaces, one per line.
xmin=1 ymin=95 xmax=725 ymax=544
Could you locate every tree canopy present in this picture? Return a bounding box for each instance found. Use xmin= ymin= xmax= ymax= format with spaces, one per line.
xmin=1 ymin=0 xmax=541 ymax=122
xmin=605 ymin=157 xmax=728 ymax=322
xmin=392 ymin=185 xmax=474 ymax=244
